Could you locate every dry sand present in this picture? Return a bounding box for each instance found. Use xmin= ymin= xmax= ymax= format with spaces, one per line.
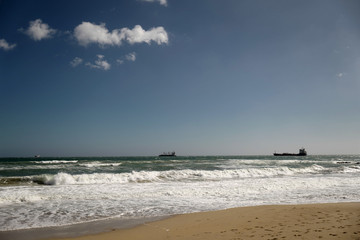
xmin=49 ymin=202 xmax=360 ymax=240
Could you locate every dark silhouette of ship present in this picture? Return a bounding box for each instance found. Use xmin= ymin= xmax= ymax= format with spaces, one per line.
xmin=274 ymin=148 xmax=307 ymax=156
xmin=159 ymin=151 xmax=176 ymax=157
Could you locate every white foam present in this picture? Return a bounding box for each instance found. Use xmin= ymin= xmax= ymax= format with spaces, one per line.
xmin=79 ymin=162 xmax=122 ymax=168
xmin=33 ymin=160 xmax=78 ymax=164
xmin=1 ymin=157 xmax=359 ymax=231
xmin=343 ymin=166 xmax=360 ymax=173
xmin=1 ymin=172 xmax=359 ymax=231
xmin=29 ymin=165 xmax=335 ymax=186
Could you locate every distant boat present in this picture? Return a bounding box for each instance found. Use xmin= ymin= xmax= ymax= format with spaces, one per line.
xmin=34 ymin=155 xmax=41 ymax=158
xmin=159 ymin=151 xmax=176 ymax=157
xmin=274 ymin=148 xmax=307 ymax=156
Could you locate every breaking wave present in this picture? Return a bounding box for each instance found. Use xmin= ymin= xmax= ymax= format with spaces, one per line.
xmin=27 ymin=164 xmax=333 ymax=185
xmin=79 ymin=162 xmax=122 ymax=168
xmin=32 ymin=160 xmax=79 ymax=164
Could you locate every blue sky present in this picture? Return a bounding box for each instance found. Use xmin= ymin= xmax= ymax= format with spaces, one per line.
xmin=1 ymin=0 xmax=359 ymax=156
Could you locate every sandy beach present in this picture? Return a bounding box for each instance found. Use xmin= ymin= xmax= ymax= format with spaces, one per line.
xmin=45 ymin=202 xmax=360 ymax=240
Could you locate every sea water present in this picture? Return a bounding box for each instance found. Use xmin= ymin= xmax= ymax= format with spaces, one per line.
xmin=0 ymin=155 xmax=359 ymax=231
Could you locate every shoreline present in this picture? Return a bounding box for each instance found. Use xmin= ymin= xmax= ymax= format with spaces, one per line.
xmin=1 ymin=202 xmax=359 ymax=240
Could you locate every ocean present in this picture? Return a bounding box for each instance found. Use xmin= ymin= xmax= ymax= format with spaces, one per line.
xmin=0 ymin=155 xmax=359 ymax=232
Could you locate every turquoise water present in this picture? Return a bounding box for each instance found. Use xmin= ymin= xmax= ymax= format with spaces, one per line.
xmin=0 ymin=155 xmax=359 ymax=231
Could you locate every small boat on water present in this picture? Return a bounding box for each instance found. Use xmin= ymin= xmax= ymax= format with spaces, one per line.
xmin=274 ymin=148 xmax=307 ymax=156
xmin=159 ymin=151 xmax=176 ymax=157
xmin=34 ymin=155 xmax=41 ymax=158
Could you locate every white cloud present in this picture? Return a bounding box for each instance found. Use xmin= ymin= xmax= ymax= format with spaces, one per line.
xmin=122 ymin=25 xmax=168 ymax=45
xmin=86 ymin=55 xmax=111 ymax=71
xmin=140 ymin=0 xmax=167 ymax=6
xmin=70 ymin=57 xmax=83 ymax=67
xmin=336 ymin=72 xmax=344 ymax=78
xmin=126 ymin=52 xmax=136 ymax=61
xmin=116 ymin=52 xmax=137 ymax=65
xmin=74 ymin=22 xmax=168 ymax=47
xmin=0 ymin=38 xmax=16 ymax=51
xmin=24 ymin=19 xmax=56 ymax=41
xmin=74 ymin=22 xmax=120 ymax=47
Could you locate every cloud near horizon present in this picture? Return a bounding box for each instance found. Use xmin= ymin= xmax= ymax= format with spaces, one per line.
xmin=140 ymin=0 xmax=167 ymax=6
xmin=0 ymin=38 xmax=16 ymax=51
xmin=23 ymin=19 xmax=57 ymax=41
xmin=85 ymin=55 xmax=111 ymax=70
xmin=74 ymin=22 xmax=168 ymax=47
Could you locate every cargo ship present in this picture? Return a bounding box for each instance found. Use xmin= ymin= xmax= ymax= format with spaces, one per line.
xmin=274 ymin=148 xmax=307 ymax=156
xmin=159 ymin=151 xmax=176 ymax=157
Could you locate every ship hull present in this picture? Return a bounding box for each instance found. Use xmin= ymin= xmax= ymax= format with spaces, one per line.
xmin=158 ymin=151 xmax=176 ymax=157
xmin=274 ymin=148 xmax=307 ymax=156
xmin=273 ymin=153 xmax=307 ymax=156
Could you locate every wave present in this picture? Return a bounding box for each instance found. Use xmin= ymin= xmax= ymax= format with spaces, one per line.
xmin=32 ymin=160 xmax=78 ymax=164
xmin=219 ymin=159 xmax=342 ymax=168
xmin=3 ymin=164 xmax=357 ymax=186
xmin=24 ymin=164 xmax=338 ymax=185
xmin=343 ymin=165 xmax=360 ymax=173
xmin=79 ymin=162 xmax=122 ymax=168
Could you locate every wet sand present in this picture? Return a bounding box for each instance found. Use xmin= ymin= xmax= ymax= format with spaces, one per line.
xmin=5 ymin=202 xmax=360 ymax=240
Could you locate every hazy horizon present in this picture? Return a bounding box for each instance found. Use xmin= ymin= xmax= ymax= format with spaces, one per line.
xmin=1 ymin=151 xmax=359 ymax=158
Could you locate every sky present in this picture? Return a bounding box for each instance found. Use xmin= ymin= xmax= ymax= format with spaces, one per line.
xmin=0 ymin=0 xmax=359 ymax=157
